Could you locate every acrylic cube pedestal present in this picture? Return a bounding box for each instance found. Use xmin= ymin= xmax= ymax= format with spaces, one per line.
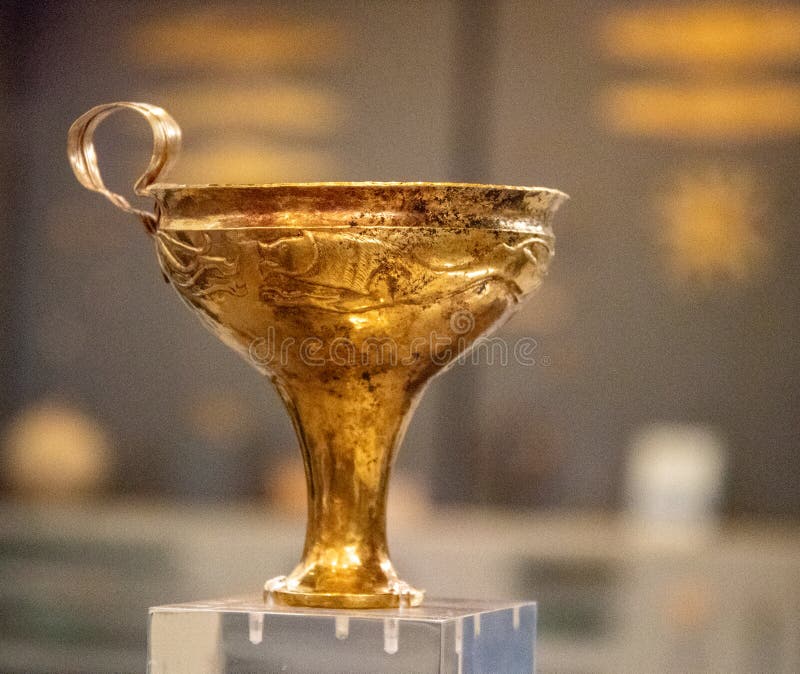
xmin=148 ymin=596 xmax=536 ymax=674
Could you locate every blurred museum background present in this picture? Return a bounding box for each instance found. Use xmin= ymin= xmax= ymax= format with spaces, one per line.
xmin=1 ymin=1 xmax=799 ymax=672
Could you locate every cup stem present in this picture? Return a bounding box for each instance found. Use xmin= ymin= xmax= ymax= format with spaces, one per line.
xmin=266 ymin=367 xmax=424 ymax=608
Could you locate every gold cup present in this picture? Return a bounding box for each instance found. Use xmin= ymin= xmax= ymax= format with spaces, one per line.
xmin=68 ymin=103 xmax=567 ymax=609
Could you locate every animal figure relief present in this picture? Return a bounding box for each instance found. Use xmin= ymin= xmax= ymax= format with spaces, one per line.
xmin=256 ymin=230 xmax=552 ymax=312
xmin=409 ymin=233 xmax=552 ymax=305
xmin=257 ymin=230 xmax=392 ymax=311
xmin=157 ymin=230 xmax=246 ymax=298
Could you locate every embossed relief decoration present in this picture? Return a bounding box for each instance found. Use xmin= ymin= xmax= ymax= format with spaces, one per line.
xmin=157 ymin=227 xmax=553 ymax=315
xmin=254 ymin=228 xmax=552 ymax=313
xmin=157 ymin=230 xmax=246 ymax=299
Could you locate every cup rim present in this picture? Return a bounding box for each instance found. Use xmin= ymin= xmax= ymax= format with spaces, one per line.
xmin=146 ymin=181 xmax=569 ymax=201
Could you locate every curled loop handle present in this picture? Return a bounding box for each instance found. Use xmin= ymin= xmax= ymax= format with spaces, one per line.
xmin=67 ymin=102 xmax=181 ymax=234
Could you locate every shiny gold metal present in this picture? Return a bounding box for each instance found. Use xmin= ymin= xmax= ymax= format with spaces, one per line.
xmin=68 ymin=103 xmax=567 ymax=609
xmin=67 ymin=102 xmax=181 ymax=233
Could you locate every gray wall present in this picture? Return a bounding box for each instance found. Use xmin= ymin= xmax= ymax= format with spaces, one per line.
xmin=3 ymin=0 xmax=799 ymax=515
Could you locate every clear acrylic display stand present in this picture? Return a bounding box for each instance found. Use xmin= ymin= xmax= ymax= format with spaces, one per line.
xmin=148 ymin=596 xmax=536 ymax=673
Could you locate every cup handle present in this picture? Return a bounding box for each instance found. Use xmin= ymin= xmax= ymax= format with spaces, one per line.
xmin=67 ymin=102 xmax=182 ymax=234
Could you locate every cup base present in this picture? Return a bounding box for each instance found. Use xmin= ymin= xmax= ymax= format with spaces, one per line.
xmin=264 ymin=576 xmax=424 ymax=609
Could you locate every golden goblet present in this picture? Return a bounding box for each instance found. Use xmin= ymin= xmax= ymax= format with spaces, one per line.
xmin=68 ymin=102 xmax=566 ymax=609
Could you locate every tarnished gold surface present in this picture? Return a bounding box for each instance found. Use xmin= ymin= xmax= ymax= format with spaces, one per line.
xmin=68 ymin=104 xmax=567 ymax=609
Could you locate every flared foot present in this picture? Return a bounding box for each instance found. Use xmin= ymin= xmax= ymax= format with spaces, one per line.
xmin=264 ymin=575 xmax=424 ymax=609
